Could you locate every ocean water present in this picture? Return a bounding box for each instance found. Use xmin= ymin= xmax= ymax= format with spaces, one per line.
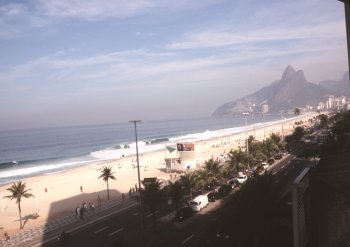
xmin=0 ymin=114 xmax=293 ymax=184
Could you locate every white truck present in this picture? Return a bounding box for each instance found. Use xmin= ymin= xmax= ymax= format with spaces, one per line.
xmin=189 ymin=195 xmax=209 ymax=212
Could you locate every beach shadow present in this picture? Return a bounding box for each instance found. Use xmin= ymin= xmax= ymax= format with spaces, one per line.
xmin=40 ymin=188 xmax=130 ymax=246
xmin=46 ymin=189 xmax=123 ymax=221
xmin=22 ymin=213 xmax=40 ymax=228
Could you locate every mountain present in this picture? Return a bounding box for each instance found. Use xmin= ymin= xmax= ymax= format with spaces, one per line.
xmin=319 ymin=71 xmax=350 ymax=96
xmin=212 ymin=65 xmax=336 ymax=117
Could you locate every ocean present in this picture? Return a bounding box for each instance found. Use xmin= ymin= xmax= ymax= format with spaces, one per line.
xmin=0 ymin=114 xmax=293 ymax=184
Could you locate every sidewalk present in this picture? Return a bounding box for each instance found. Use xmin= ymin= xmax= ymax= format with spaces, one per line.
xmin=0 ymin=197 xmax=137 ymax=247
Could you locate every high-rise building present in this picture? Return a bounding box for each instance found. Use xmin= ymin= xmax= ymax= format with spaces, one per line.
xmin=262 ymin=104 xmax=269 ymax=113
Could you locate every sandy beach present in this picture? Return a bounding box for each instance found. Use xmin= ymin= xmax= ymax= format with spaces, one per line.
xmin=0 ymin=113 xmax=316 ymax=235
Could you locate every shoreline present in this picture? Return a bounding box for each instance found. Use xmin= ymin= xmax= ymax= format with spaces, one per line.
xmin=0 ymin=113 xmax=316 ymax=235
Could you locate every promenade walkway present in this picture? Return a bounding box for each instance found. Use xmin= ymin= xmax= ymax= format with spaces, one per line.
xmin=0 ymin=197 xmax=137 ymax=247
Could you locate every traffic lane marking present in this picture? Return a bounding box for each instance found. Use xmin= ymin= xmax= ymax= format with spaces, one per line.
xmin=182 ymin=234 xmax=195 ymax=244
xmin=108 ymin=228 xmax=124 ymax=237
xmin=94 ymin=226 xmax=109 ymax=234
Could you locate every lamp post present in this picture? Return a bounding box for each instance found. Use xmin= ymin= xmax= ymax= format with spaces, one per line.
xmin=129 ymin=120 xmax=143 ymax=228
xmin=262 ymin=112 xmax=266 ymax=139
xmin=242 ymin=112 xmax=249 ymax=156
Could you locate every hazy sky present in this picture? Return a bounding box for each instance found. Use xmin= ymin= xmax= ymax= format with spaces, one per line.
xmin=0 ymin=0 xmax=348 ymax=130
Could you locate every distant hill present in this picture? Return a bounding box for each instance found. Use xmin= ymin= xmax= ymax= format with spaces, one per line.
xmin=212 ymin=65 xmax=337 ymax=117
xmin=319 ymin=71 xmax=350 ymax=96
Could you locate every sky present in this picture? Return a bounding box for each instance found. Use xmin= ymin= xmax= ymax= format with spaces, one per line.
xmin=0 ymin=0 xmax=348 ymax=130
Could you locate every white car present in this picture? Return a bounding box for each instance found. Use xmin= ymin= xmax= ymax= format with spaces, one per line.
xmin=237 ymin=174 xmax=248 ymax=184
xmin=189 ymin=195 xmax=209 ymax=212
xmin=261 ymin=162 xmax=269 ymax=169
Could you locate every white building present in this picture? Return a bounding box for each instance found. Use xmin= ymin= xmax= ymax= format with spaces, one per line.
xmin=262 ymin=104 xmax=269 ymax=113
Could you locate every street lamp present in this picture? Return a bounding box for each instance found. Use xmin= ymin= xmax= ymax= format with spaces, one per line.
xmin=242 ymin=112 xmax=249 ymax=156
xmin=129 ymin=120 xmax=143 ymax=228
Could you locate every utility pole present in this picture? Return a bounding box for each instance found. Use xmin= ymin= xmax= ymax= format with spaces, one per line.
xmin=129 ymin=120 xmax=143 ymax=228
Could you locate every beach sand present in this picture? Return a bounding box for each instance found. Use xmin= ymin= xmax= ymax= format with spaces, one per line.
xmin=0 ymin=113 xmax=316 ymax=235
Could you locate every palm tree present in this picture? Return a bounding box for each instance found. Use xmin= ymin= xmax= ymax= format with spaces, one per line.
xmin=167 ymin=181 xmax=184 ymax=212
xmin=98 ymin=165 xmax=116 ymax=200
xmin=201 ymin=158 xmax=224 ymax=185
xmin=269 ymin=132 xmax=283 ymax=151
xmin=141 ymin=180 xmax=164 ymax=228
xmin=294 ymin=108 xmax=301 ymax=116
xmin=262 ymin=138 xmax=278 ymax=157
xmin=227 ymin=148 xmax=249 ymax=174
xmin=179 ymin=171 xmax=198 ymax=199
xmin=3 ymin=181 xmax=34 ymax=229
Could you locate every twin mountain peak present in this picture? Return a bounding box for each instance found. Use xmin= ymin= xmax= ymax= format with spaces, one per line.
xmin=212 ymin=65 xmax=350 ymax=117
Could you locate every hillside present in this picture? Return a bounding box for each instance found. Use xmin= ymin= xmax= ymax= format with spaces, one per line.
xmin=212 ymin=66 xmax=336 ymax=117
xmin=319 ymin=71 xmax=350 ymax=96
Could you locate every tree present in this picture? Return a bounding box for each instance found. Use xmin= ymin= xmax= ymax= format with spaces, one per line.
xmin=141 ymin=180 xmax=164 ymax=228
xmin=294 ymin=108 xmax=301 ymax=116
xmin=3 ymin=181 xmax=34 ymax=229
xmin=227 ymin=148 xmax=249 ymax=174
xmin=179 ymin=171 xmax=198 ymax=199
xmin=269 ymin=132 xmax=283 ymax=151
xmin=317 ymin=114 xmax=329 ymax=129
xmin=167 ymin=181 xmax=184 ymax=212
xmin=201 ymin=158 xmax=224 ymax=185
xmin=98 ymin=165 xmax=116 ymax=200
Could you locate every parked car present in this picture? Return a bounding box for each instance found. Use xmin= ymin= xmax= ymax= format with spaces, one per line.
xmin=217 ymin=184 xmax=232 ymax=197
xmin=207 ymin=191 xmax=219 ymax=202
xmin=189 ymin=195 xmax=209 ymax=211
xmin=254 ymin=165 xmax=264 ymax=175
xmin=237 ymin=174 xmax=248 ymax=184
xmin=174 ymin=206 xmax=194 ymax=222
xmin=267 ymin=158 xmax=275 ymax=165
xmin=228 ymin=178 xmax=238 ymax=188
xmin=261 ymin=162 xmax=269 ymax=169
xmin=274 ymin=154 xmax=282 ymax=160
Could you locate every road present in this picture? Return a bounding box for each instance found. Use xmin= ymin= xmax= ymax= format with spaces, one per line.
xmin=145 ymin=154 xmax=312 ymax=247
xmin=32 ymin=154 xmax=311 ymax=247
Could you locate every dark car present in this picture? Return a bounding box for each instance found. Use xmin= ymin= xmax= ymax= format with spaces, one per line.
xmin=207 ymin=191 xmax=219 ymax=202
xmin=254 ymin=165 xmax=264 ymax=175
xmin=267 ymin=158 xmax=275 ymax=165
xmin=218 ymin=184 xmax=232 ymax=197
xmin=274 ymin=154 xmax=282 ymax=160
xmin=174 ymin=206 xmax=194 ymax=222
xmin=228 ymin=178 xmax=238 ymax=188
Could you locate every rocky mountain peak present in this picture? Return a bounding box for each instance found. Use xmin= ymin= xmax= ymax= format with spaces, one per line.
xmin=212 ymin=65 xmax=337 ymax=117
xmin=281 ymin=65 xmax=296 ymax=81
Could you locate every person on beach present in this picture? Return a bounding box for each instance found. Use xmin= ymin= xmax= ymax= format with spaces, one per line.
xmin=80 ymin=185 xmax=83 ymax=192
xmin=76 ymin=206 xmax=80 ymax=218
xmin=4 ymin=231 xmax=10 ymax=241
xmin=91 ymin=203 xmax=95 ymax=213
xmin=97 ymin=194 xmax=101 ymax=208
xmin=129 ymin=188 xmax=132 ymax=196
xmin=80 ymin=204 xmax=85 ymax=219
